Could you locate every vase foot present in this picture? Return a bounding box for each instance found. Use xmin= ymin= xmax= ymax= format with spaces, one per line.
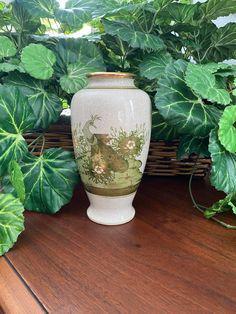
xmin=86 ymin=192 xmax=136 ymax=225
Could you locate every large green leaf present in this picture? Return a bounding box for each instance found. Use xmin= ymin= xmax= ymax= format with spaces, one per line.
xmin=0 ymin=36 xmax=17 ymax=60
xmin=9 ymin=160 xmax=25 ymax=203
xmin=103 ymin=20 xmax=166 ymax=51
xmin=139 ymin=51 xmax=172 ymax=80
xmin=153 ymin=0 xmax=174 ymax=12
xmin=176 ymin=135 xmax=209 ymax=159
xmin=54 ymin=8 xmax=91 ymax=29
xmin=54 ymin=38 xmax=105 ymax=93
xmin=204 ymin=193 xmax=236 ymax=219
xmin=66 ymin=0 xmax=144 ymax=19
xmin=0 ymin=85 xmax=36 ymax=176
xmin=155 ymin=60 xmax=221 ymax=137
xmin=218 ymin=106 xmax=236 ymax=154
xmin=151 ymin=111 xmax=178 ymax=141
xmin=159 ymin=3 xmax=199 ymax=24
xmin=210 ymin=23 xmax=236 ymax=61
xmin=0 ymin=193 xmax=24 ymax=256
xmin=0 ymin=62 xmax=25 ymax=73
xmin=17 ymin=0 xmax=59 ymax=18
xmin=21 ymin=43 xmax=56 ymax=80
xmin=209 ymin=129 xmax=236 ymax=194
xmin=185 ymin=63 xmax=231 ymax=105
xmin=19 ymin=149 xmax=78 ymax=214
xmin=201 ymin=0 xmax=236 ymax=20
xmin=4 ymin=72 xmax=62 ymax=129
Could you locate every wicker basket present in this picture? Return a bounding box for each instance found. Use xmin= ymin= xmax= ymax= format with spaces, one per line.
xmin=24 ymin=123 xmax=210 ymax=177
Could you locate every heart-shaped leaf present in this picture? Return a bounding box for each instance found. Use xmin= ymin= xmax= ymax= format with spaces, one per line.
xmin=103 ymin=20 xmax=166 ymax=51
xmin=0 ymin=193 xmax=24 ymax=256
xmin=209 ymin=129 xmax=236 ymax=194
xmin=17 ymin=0 xmax=59 ymax=18
xmin=4 ymin=72 xmax=62 ymax=129
xmin=0 ymin=85 xmax=36 ymax=176
xmin=21 ymin=43 xmax=56 ymax=80
xmin=177 ymin=135 xmax=210 ymax=160
xmin=139 ymin=51 xmax=173 ymax=80
xmin=155 ymin=59 xmax=221 ymax=137
xmin=185 ymin=63 xmax=231 ymax=105
xmin=0 ymin=36 xmax=17 ymax=60
xmin=200 ymin=0 xmax=236 ymax=20
xmin=152 ymin=111 xmax=178 ymax=141
xmin=20 ymin=149 xmax=78 ymax=214
xmin=55 ymin=8 xmax=91 ymax=30
xmin=9 ymin=160 xmax=25 ymax=203
xmin=218 ymin=106 xmax=236 ymax=154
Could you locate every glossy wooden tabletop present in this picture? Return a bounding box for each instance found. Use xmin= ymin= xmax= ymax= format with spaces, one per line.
xmin=1 ymin=176 xmax=236 ymax=314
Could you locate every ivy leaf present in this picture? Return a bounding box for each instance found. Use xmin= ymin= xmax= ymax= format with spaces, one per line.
xmin=204 ymin=193 xmax=236 ymax=219
xmin=218 ymin=106 xmax=236 ymax=154
xmin=0 ymin=85 xmax=36 ymax=176
xmin=209 ymin=129 xmax=236 ymax=194
xmin=155 ymin=60 xmax=221 ymax=137
xmin=0 ymin=36 xmax=17 ymax=60
xmin=0 ymin=193 xmax=24 ymax=256
xmin=151 ymin=111 xmax=178 ymax=141
xmin=60 ymin=58 xmax=105 ymax=93
xmin=21 ymin=43 xmax=56 ymax=80
xmin=9 ymin=160 xmax=25 ymax=203
xmin=54 ymin=8 xmax=91 ymax=30
xmin=200 ymin=0 xmax=236 ymax=20
xmin=185 ymin=63 xmax=231 ymax=105
xmin=139 ymin=51 xmax=173 ymax=80
xmin=17 ymin=0 xmax=59 ymax=18
xmin=4 ymin=72 xmax=62 ymax=129
xmin=20 ymin=149 xmax=78 ymax=214
xmin=103 ymin=20 xmax=166 ymax=51
xmin=177 ymin=135 xmax=210 ymax=160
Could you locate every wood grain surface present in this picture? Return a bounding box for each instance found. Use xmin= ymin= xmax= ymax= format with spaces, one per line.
xmin=5 ymin=177 xmax=236 ymax=313
xmin=0 ymin=258 xmax=44 ymax=314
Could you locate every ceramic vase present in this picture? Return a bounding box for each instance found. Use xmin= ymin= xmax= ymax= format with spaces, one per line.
xmin=71 ymin=72 xmax=151 ymax=225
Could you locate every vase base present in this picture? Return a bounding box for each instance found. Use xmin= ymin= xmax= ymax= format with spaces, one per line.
xmin=86 ymin=192 xmax=136 ymax=225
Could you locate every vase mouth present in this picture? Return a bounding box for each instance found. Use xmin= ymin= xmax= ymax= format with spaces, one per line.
xmin=87 ymin=72 xmax=136 ymax=79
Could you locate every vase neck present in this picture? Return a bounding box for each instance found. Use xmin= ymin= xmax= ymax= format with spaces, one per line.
xmin=86 ymin=72 xmax=136 ymax=89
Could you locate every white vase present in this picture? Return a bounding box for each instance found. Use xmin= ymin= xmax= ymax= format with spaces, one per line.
xmin=71 ymin=72 xmax=151 ymax=225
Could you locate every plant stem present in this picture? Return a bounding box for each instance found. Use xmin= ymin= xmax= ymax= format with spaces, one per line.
xmin=148 ymin=11 xmax=158 ymax=33
xmin=28 ymin=134 xmax=43 ymax=148
xmin=189 ymin=166 xmax=236 ymax=229
xmin=40 ymin=135 xmax=46 ymax=155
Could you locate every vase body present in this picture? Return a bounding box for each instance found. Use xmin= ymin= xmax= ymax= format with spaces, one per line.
xmin=71 ymin=72 xmax=151 ymax=225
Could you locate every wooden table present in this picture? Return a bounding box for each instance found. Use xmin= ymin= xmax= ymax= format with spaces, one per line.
xmin=1 ymin=177 xmax=236 ymax=314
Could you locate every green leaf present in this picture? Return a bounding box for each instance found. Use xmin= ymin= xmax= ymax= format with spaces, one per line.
xmin=0 ymin=36 xmax=17 ymax=60
xmin=139 ymin=51 xmax=173 ymax=80
xmin=54 ymin=8 xmax=91 ymax=30
xmin=185 ymin=63 xmax=231 ymax=105
xmin=21 ymin=43 xmax=56 ymax=80
xmin=60 ymin=58 xmax=105 ymax=93
xmin=20 ymin=149 xmax=78 ymax=214
xmin=103 ymin=20 xmax=166 ymax=51
xmin=153 ymin=0 xmax=174 ymax=12
xmin=155 ymin=60 xmax=222 ymax=137
xmin=4 ymin=72 xmax=62 ymax=129
xmin=218 ymin=106 xmax=236 ymax=154
xmin=0 ymin=62 xmax=25 ymax=73
xmin=177 ymin=135 xmax=209 ymax=159
xmin=204 ymin=193 xmax=236 ymax=219
xmin=233 ymin=79 xmax=236 ymax=96
xmin=151 ymin=111 xmax=178 ymax=141
xmin=17 ymin=0 xmax=59 ymax=18
xmin=0 ymin=193 xmax=24 ymax=256
xmin=54 ymin=38 xmax=105 ymax=93
xmin=9 ymin=160 xmax=25 ymax=203
xmin=210 ymin=23 xmax=236 ymax=61
xmin=159 ymin=3 xmax=199 ymax=24
xmin=201 ymin=0 xmax=236 ymax=20
xmin=209 ymin=129 xmax=236 ymax=194
xmin=0 ymin=85 xmax=36 ymax=176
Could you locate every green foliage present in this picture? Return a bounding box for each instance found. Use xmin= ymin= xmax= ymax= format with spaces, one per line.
xmin=0 ymin=193 xmax=24 ymax=256
xmin=205 ymin=193 xmax=236 ymax=219
xmin=9 ymin=160 xmax=25 ymax=203
xmin=0 ymin=36 xmax=17 ymax=60
xmin=218 ymin=106 xmax=236 ymax=154
xmin=177 ymin=136 xmax=210 ymax=159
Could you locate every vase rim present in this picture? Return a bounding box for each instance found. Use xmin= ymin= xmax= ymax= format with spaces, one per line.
xmin=87 ymin=72 xmax=135 ymax=79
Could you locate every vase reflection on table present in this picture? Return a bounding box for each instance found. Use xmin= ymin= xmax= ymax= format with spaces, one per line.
xmin=71 ymin=72 xmax=151 ymax=225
